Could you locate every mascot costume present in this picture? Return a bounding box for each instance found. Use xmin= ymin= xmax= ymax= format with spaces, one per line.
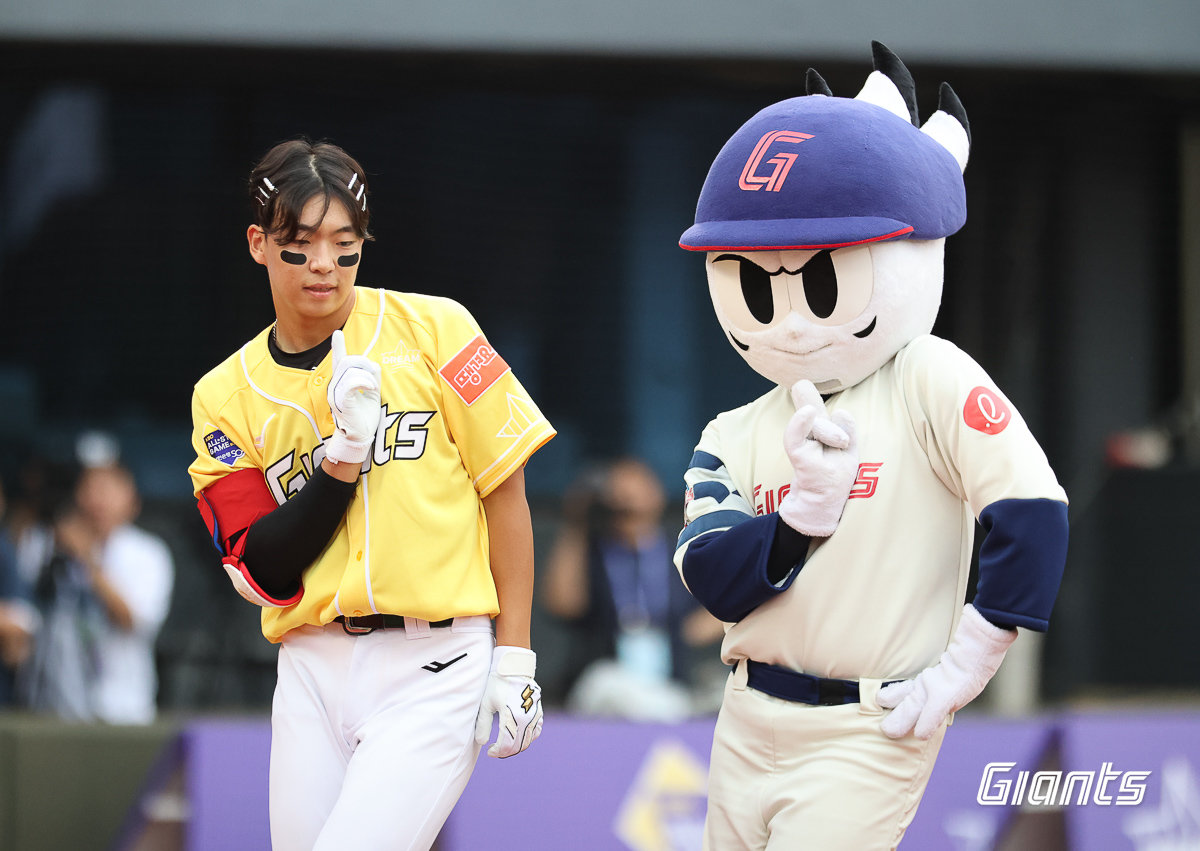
xmin=673 ymin=42 xmax=1069 ymax=849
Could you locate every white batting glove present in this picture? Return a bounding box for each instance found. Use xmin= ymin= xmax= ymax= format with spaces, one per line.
xmin=324 ymin=329 xmax=382 ymax=465
xmin=777 ymin=379 xmax=859 ymax=537
xmin=878 ymin=604 xmax=1017 ymax=740
xmin=474 ymin=646 xmax=544 ymax=758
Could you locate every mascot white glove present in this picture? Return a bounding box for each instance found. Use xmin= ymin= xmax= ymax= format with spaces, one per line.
xmin=474 ymin=645 xmax=543 ymax=758
xmin=878 ymin=604 xmax=1017 ymax=740
xmin=777 ymin=379 xmax=859 ymax=537
xmin=324 ymin=329 xmax=382 ymax=465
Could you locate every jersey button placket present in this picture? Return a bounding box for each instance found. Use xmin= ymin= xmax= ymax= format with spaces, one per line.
xmin=312 ymin=372 xmax=333 ymax=433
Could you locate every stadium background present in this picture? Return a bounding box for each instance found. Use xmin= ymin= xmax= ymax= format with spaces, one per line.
xmin=0 ymin=2 xmax=1198 ymax=848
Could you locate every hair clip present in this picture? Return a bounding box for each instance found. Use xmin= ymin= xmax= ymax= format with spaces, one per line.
xmin=256 ymin=176 xmax=279 ymax=207
xmin=348 ymin=173 xmax=367 ymax=211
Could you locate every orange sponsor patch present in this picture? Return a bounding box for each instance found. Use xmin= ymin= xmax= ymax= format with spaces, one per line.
xmin=439 ymin=335 xmax=510 ymax=405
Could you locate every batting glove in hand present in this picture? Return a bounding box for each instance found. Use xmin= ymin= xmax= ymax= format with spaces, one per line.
xmin=474 ymin=645 xmax=543 ymax=758
xmin=324 ymin=330 xmax=382 ymax=465
xmin=777 ymin=379 xmax=859 ymax=537
xmin=878 ymin=604 xmax=1017 ymax=740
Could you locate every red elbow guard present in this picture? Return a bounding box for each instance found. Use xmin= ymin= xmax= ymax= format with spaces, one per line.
xmin=198 ymin=469 xmax=302 ymax=607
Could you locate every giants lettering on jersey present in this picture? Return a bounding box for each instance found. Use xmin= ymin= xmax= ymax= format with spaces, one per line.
xmin=849 ymin=462 xmax=883 ymax=499
xmin=754 ymin=462 xmax=883 ymax=513
xmin=265 ymin=404 xmax=436 ymax=504
xmin=753 ymin=483 xmax=791 ymax=516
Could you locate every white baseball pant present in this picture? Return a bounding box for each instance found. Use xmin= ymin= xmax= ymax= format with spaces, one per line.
xmin=269 ymin=616 xmax=494 ymax=850
xmin=703 ymin=665 xmax=946 ymax=850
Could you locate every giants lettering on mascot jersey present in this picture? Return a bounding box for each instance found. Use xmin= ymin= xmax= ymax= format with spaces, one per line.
xmin=265 ymin=404 xmax=436 ymax=504
xmin=754 ymin=462 xmax=884 ymax=514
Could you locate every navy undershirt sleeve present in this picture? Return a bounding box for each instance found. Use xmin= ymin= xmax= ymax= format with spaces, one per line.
xmin=239 ymin=467 xmax=357 ymax=598
xmin=680 ymin=513 xmax=810 ymax=622
xmin=973 ymin=498 xmax=1069 ymax=632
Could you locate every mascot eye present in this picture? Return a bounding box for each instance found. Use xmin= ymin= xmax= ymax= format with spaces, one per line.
xmin=801 ymin=251 xmax=837 ymax=319
xmin=785 ymin=244 xmax=875 ymax=326
xmin=706 ymin=252 xmax=788 ymax=332
xmin=739 ymin=258 xmax=775 ymax=324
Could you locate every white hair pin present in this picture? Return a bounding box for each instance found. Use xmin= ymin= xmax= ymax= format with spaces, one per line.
xmin=348 ymin=173 xmax=367 ymax=211
xmin=256 ymin=176 xmax=279 ymax=206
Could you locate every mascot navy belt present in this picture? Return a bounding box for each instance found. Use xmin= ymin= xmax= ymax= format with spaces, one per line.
xmin=739 ymin=660 xmax=900 ymax=706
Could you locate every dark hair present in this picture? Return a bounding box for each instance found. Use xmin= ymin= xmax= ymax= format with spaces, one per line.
xmin=248 ymin=139 xmax=374 ymax=244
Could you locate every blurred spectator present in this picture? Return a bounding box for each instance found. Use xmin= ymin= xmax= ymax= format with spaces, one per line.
xmin=542 ymin=457 xmax=725 ymax=720
xmin=21 ymin=440 xmax=174 ymax=724
xmin=0 ymin=477 xmax=37 ymax=706
xmin=6 ymin=455 xmax=69 ymax=599
xmin=68 ymin=461 xmax=174 ymax=723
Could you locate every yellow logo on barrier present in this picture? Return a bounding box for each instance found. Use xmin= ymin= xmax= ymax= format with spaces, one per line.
xmin=613 ymin=739 xmax=708 ymax=851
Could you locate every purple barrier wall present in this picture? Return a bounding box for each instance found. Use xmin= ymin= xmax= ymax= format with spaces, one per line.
xmin=444 ymin=714 xmax=1061 ymax=850
xmin=182 ymin=719 xmax=272 ymax=851
xmin=1060 ymin=711 xmax=1200 ymax=849
xmin=902 ymin=716 xmax=1056 ymax=849
xmin=444 ymin=716 xmax=716 ymax=850
xmin=168 ymin=710 xmax=1200 ymax=850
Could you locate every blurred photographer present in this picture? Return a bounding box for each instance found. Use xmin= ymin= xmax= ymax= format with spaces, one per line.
xmin=542 ymin=457 xmax=724 ymax=719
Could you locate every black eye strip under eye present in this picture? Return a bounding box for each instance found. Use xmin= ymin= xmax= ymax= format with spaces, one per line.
xmin=280 ymin=250 xmax=360 ymax=267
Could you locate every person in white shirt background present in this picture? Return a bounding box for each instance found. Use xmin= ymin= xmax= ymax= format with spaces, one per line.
xmin=45 ymin=434 xmax=175 ymax=724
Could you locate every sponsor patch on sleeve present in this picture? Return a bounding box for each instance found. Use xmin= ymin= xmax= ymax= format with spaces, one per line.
xmin=205 ymin=428 xmax=246 ymax=466
xmin=963 ymin=386 xmax=1011 ymax=435
xmin=439 ymin=335 xmax=511 ymax=406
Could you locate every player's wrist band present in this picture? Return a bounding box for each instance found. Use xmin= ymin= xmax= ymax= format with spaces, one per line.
xmin=737 ymin=660 xmax=902 ymax=706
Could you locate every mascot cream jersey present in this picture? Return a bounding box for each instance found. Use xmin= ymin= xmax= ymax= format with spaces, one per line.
xmin=673 ymin=43 xmax=1069 ymax=850
xmin=680 ymin=336 xmax=1065 ymax=679
xmin=190 ymin=286 xmax=555 ymax=643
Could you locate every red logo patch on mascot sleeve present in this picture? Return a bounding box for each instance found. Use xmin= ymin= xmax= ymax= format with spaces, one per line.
xmin=963 ymin=386 xmax=1011 ymax=435
xmin=439 ymin=335 xmax=510 ymax=406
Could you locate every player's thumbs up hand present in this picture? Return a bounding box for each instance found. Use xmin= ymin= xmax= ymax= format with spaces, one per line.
xmin=777 ymin=379 xmax=858 ymax=537
xmin=324 ymin=329 xmax=382 ymax=465
xmin=475 ymin=646 xmax=543 ymax=758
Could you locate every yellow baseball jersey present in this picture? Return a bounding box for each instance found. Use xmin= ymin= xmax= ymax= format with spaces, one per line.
xmin=189 ymin=287 xmax=555 ymax=642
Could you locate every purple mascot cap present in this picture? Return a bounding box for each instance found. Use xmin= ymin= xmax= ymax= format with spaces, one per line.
xmin=680 ymin=43 xmax=968 ymax=252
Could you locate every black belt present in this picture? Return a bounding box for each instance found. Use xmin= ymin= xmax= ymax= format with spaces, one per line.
xmin=740 ymin=660 xmax=899 ymax=706
xmin=334 ymin=614 xmax=454 ymax=635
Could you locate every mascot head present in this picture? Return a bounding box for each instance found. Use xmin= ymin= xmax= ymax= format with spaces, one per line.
xmin=681 ymin=42 xmax=971 ymax=394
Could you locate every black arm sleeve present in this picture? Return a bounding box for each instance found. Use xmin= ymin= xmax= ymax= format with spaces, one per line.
xmin=238 ymin=467 xmax=358 ymax=597
xmin=767 ymin=519 xmax=811 ymax=585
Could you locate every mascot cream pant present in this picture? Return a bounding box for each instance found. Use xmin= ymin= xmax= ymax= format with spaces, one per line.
xmin=673 ymin=42 xmax=1069 ymax=850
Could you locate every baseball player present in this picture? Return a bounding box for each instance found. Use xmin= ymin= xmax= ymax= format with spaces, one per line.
xmin=188 ymin=139 xmax=555 ymax=850
xmin=673 ymin=45 xmax=1069 ymax=848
